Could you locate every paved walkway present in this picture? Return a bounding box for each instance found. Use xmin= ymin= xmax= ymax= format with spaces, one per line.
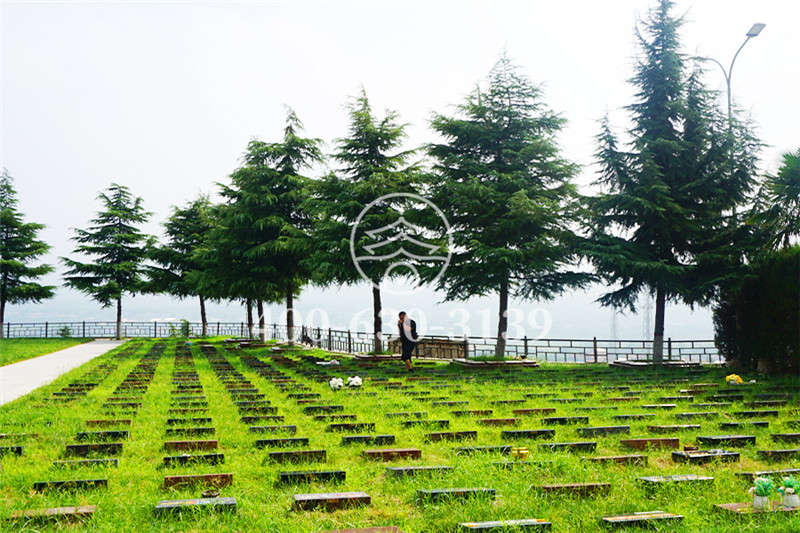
xmin=0 ymin=339 xmax=125 ymax=406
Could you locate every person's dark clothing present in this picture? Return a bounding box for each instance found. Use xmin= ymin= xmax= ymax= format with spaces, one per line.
xmin=399 ymin=319 xmax=417 ymax=361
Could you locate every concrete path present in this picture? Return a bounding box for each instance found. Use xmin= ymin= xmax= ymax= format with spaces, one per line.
xmin=0 ymin=339 xmax=125 ymax=406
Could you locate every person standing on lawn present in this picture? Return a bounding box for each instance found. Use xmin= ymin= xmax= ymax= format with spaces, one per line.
xmin=398 ymin=311 xmax=418 ymax=372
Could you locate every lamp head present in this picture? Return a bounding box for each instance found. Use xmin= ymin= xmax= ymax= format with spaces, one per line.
xmin=747 ymin=23 xmax=766 ymax=37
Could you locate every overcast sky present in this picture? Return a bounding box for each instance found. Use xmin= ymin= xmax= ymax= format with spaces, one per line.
xmin=2 ymin=0 xmax=798 ymax=340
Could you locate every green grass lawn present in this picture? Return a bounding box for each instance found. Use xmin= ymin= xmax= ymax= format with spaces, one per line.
xmin=0 ymin=338 xmax=93 ymax=367
xmin=1 ymin=339 xmax=799 ymax=532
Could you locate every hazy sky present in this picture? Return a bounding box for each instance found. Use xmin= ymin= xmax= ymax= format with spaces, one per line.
xmin=2 ymin=0 xmax=798 ymax=340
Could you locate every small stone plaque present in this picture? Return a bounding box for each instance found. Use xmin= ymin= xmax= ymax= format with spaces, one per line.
xmin=539 ymin=442 xmax=597 ymax=452
xmin=697 ymin=435 xmax=756 ymax=447
xmin=0 ymin=445 xmax=23 ymax=457
xmin=426 ymin=431 xmax=477 ymax=442
xmin=638 ymin=474 xmax=714 ymax=488
xmin=342 ymin=435 xmax=396 ymax=446
xmin=672 ymin=449 xmax=739 ymax=464
xmin=452 ymin=410 xmax=494 ymax=417
xmin=85 ymin=419 xmax=131 ymax=428
xmin=76 ymin=430 xmax=129 ymax=442
xmin=292 ymin=491 xmax=370 ymax=511
xmin=363 ymin=448 xmax=421 ymax=461
xmin=584 ymin=455 xmax=647 ymax=466
xmin=715 ymin=501 xmax=799 ymax=514
xmin=268 ymin=449 xmax=327 ymax=463
xmin=536 ymin=482 xmax=611 ymax=497
xmin=513 ymin=408 xmax=556 ymax=416
xmin=771 ymin=433 xmax=800 ymax=443
xmin=327 ymin=423 xmax=376 ymax=433
xmin=33 ymin=479 xmax=107 ymax=492
xmin=385 ymin=412 xmax=426 ymax=418
xmin=154 ymin=497 xmax=237 ymax=515
xmin=577 ymin=426 xmax=629 ymax=437
xmin=65 ymin=443 xmax=122 ymax=456
xmin=386 ymin=465 xmax=452 ymax=477
xmin=620 ymin=438 xmax=679 ymax=450
xmin=163 ymin=453 xmax=224 ymax=467
xmin=756 ymin=449 xmax=800 ymax=462
xmin=165 ymin=427 xmax=215 ymax=437
xmin=164 ymin=440 xmax=218 ymax=452
xmin=304 ymin=405 xmax=345 ymax=414
xmin=458 ymin=518 xmax=552 ymax=531
xmin=647 ymin=424 xmax=701 ymax=433
xmin=501 ymin=429 xmax=555 ymax=440
xmin=600 ymin=511 xmax=682 ymax=528
xmin=163 ymin=473 xmax=233 ymax=489
xmin=53 ymin=459 xmax=119 ymax=468
xmin=278 ymin=470 xmax=346 ymax=485
xmin=734 ymin=410 xmax=780 ymax=418
xmin=402 ymin=419 xmax=450 ymax=429
xmin=255 ymin=437 xmax=309 ymax=448
xmin=7 ymin=505 xmax=95 ymax=523
xmin=416 ymin=487 xmax=496 ymax=503
xmin=250 ymin=425 xmax=297 ymax=434
xmin=167 ymin=417 xmax=212 ymax=426
xmin=454 ymin=445 xmax=512 ymax=456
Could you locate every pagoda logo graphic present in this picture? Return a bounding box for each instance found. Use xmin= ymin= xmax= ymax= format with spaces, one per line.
xmin=350 ymin=193 xmax=452 ymax=294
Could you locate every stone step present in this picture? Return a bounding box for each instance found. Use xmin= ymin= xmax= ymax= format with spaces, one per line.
xmin=154 ymin=497 xmax=237 ymax=515
xmin=292 ymin=491 xmax=371 ymax=511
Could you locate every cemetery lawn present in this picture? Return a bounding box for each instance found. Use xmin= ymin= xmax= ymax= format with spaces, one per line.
xmin=0 ymin=338 xmax=93 ymax=367
xmin=1 ymin=338 xmax=799 ymax=532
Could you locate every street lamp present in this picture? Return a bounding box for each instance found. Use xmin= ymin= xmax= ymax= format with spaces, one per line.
xmin=704 ymin=23 xmax=766 ymax=122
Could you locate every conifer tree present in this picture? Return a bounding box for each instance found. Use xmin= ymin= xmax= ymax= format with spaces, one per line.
xmin=0 ymin=169 xmax=55 ymax=336
xmin=62 ymin=184 xmax=151 ymax=340
xmin=587 ymin=0 xmax=759 ymax=363
xmin=147 ymin=195 xmax=216 ymax=336
xmin=427 ymin=54 xmax=587 ymax=357
xmin=305 ymin=89 xmax=418 ymax=353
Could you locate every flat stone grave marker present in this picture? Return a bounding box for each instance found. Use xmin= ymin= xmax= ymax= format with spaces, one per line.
xmin=608 ymin=397 xmax=638 ymax=403
xmin=426 ymin=431 xmax=477 ymax=442
xmin=675 ymin=412 xmax=718 ymax=419
xmin=278 ymin=470 xmax=346 ymax=485
xmin=163 ymin=473 xmax=233 ymax=489
xmin=402 ymin=419 xmax=449 ymax=429
xmin=416 ymin=487 xmax=495 ymax=503
xmin=709 ymin=394 xmax=743 ymax=401
xmin=33 ymin=479 xmax=107 ymax=492
xmin=694 ymin=403 xmax=732 ymax=408
xmin=720 ymin=421 xmax=769 ymax=430
xmin=154 ymin=497 xmax=237 ymax=515
xmin=734 ymin=410 xmax=780 ymax=418
xmin=620 ymin=438 xmax=679 ymax=450
xmin=167 ymin=417 xmax=212 ymax=426
xmin=54 ymin=459 xmax=119 ymax=468
xmin=85 ymin=419 xmax=131 ymax=428
xmin=638 ymin=474 xmax=714 ymax=488
xmin=535 ymin=482 xmax=611 ymax=497
xmin=76 ymin=430 xmax=129 ymax=442
xmin=539 ymin=442 xmax=597 ymax=452
xmin=672 ymin=449 xmax=739 ymax=464
xmin=321 ymin=527 xmax=404 ymax=533
xmin=268 ymin=449 xmax=326 ymax=463
xmin=386 ymin=465 xmax=452 ymax=477
xmin=293 ymin=491 xmax=371 ymax=511
xmin=659 ymin=396 xmax=693 ymax=402
xmin=0 ymin=445 xmax=23 ymax=457
xmin=314 ymin=414 xmax=357 ymax=421
xmin=543 ymin=416 xmax=589 ymax=425
xmin=255 ymin=437 xmax=310 ymax=448
xmin=164 ymin=440 xmax=218 ymax=452
xmin=66 ymin=443 xmax=122 ymax=456
xmin=491 ymin=399 xmax=525 ymax=405
xmin=513 ymin=408 xmax=556 ymax=416
xmin=250 ymin=425 xmax=297 ymax=434
xmin=746 ymin=400 xmax=788 ymax=407
xmin=697 ymin=435 xmax=755 ymax=447
xmin=493 ymin=460 xmax=553 ymax=469
xmin=455 ymin=445 xmax=512 ymax=456
xmin=433 ymin=401 xmax=468 ymax=407
xmin=735 ymin=468 xmax=800 ymax=480
xmin=584 ymin=455 xmax=647 ymax=466
xmin=578 ymin=426 xmax=629 ymax=437
xmin=600 ymin=511 xmax=683 ymax=528
xmin=327 ymin=422 xmax=376 ymax=433
xmin=577 ymin=406 xmax=619 ymax=411
xmin=756 ymin=449 xmax=800 ymax=461
xmin=7 ymin=505 xmax=95 ymax=523
xmin=500 ymin=429 xmax=555 ymax=440
xmin=452 ymin=410 xmax=493 ymax=417
xmin=342 ymin=435 xmax=396 ymax=446
xmin=715 ymin=502 xmax=799 ymax=514
xmin=304 ymin=405 xmax=345 ymax=414
xmin=363 ymin=448 xmax=421 ymax=461
xmin=165 ymin=427 xmax=215 ymax=437
xmin=771 ymin=433 xmax=800 ymax=443
xmin=458 ymin=518 xmax=552 ymax=531
xmin=386 ymin=412 xmax=427 ymax=419
xmin=163 ymin=453 xmax=224 ymax=467
xmin=612 ymin=414 xmax=655 ymax=421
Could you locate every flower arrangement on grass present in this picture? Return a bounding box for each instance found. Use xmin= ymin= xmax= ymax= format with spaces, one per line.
xmin=725 ymin=374 xmax=743 ymax=385
xmin=347 ymin=376 xmax=363 ymax=388
xmin=749 ymin=476 xmax=775 ymax=510
xmin=779 ymin=476 xmax=800 ymax=508
xmin=329 ymin=377 xmax=344 ymax=390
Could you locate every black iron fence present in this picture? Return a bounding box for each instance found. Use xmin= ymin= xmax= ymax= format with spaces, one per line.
xmin=1 ymin=321 xmax=722 ymax=364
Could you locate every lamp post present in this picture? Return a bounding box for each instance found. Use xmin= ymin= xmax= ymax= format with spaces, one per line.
xmin=704 ymin=23 xmax=765 ymax=123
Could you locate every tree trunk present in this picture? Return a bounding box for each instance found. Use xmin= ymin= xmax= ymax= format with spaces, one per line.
xmin=653 ymin=286 xmax=666 ymax=365
xmin=116 ymin=297 xmax=122 ymax=340
xmin=257 ymin=299 xmax=266 ymax=343
xmin=372 ymin=281 xmax=383 ymax=354
xmin=494 ymin=276 xmax=509 ymax=357
xmin=286 ymin=285 xmax=295 ymax=347
xmin=246 ymin=300 xmax=254 ymax=339
xmin=0 ymin=294 xmax=6 ymax=339
xmin=199 ymin=295 xmax=207 ymax=337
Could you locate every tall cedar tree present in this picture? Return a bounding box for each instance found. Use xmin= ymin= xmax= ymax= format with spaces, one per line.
xmin=0 ymin=169 xmax=55 ymax=336
xmin=211 ymin=108 xmax=322 ymax=344
xmin=427 ymin=55 xmax=587 ymax=357
xmin=587 ymin=0 xmax=758 ymax=363
xmin=62 ymin=184 xmax=151 ymax=340
xmin=305 ymin=90 xmax=417 ymax=353
xmin=146 ymin=195 xmax=216 ymax=336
